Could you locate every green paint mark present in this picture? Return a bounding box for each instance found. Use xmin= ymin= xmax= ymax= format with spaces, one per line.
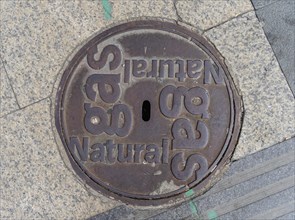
xmin=189 ymin=201 xmax=198 ymax=215
xmin=185 ymin=190 xmax=200 ymax=219
xmin=101 ymin=0 xmax=112 ymax=20
xmin=185 ymin=189 xmax=195 ymax=197
xmin=207 ymin=210 xmax=218 ymax=220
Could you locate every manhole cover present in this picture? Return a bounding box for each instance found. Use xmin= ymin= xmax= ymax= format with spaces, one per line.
xmin=55 ymin=20 xmax=242 ymax=206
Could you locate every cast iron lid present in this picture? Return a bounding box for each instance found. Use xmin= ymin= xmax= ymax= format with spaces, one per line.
xmin=55 ymin=20 xmax=242 ymax=206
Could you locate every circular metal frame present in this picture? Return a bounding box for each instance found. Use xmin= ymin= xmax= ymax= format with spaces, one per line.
xmin=55 ymin=20 xmax=243 ymax=206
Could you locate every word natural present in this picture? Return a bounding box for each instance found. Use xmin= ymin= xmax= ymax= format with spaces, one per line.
xmin=69 ymin=136 xmax=208 ymax=181
xmin=87 ymin=44 xmax=225 ymax=84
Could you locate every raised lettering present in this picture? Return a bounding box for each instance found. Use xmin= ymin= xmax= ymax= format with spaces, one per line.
xmin=159 ymin=60 xmax=174 ymax=78
xmin=124 ymin=60 xmax=131 ymax=83
xmin=110 ymin=104 xmax=133 ymax=137
xmin=187 ymin=60 xmax=202 ymax=79
xmin=87 ymin=44 xmax=121 ymax=70
xmin=118 ymin=144 xmax=133 ymax=163
xmin=90 ymin=143 xmax=105 ymax=162
xmin=184 ymin=87 xmax=210 ymax=118
xmin=132 ymin=59 xmax=147 ymax=77
xmin=159 ymin=85 xmax=185 ymax=118
xmin=85 ymin=74 xmax=120 ymax=103
xmin=204 ymin=60 xmax=225 ymax=85
xmin=175 ymin=60 xmax=186 ymax=82
xmin=106 ymin=140 xmax=116 ymax=164
xmin=134 ymin=144 xmax=145 ymax=163
xmin=69 ymin=136 xmax=89 ymax=161
xmin=144 ymin=144 xmax=161 ymax=164
xmin=172 ymin=119 xmax=209 ymax=150
xmin=162 ymin=139 xmax=169 ymax=164
xmin=146 ymin=60 xmax=158 ymax=77
xmin=84 ymin=103 xmax=109 ymax=135
xmin=84 ymin=103 xmax=132 ymax=137
xmin=171 ymin=152 xmax=208 ymax=181
xmin=160 ymin=85 xmax=209 ymax=118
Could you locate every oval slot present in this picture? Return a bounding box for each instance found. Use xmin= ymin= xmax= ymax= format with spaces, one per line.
xmin=142 ymin=100 xmax=151 ymax=121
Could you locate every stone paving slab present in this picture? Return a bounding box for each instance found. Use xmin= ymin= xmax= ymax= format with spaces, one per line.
xmin=251 ymin=0 xmax=279 ymax=9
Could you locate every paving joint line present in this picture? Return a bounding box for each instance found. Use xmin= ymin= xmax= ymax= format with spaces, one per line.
xmin=172 ymin=0 xmax=204 ymax=34
xmin=202 ymin=176 xmax=295 ymax=219
xmin=276 ymin=211 xmax=295 ymax=220
xmin=247 ymin=200 xmax=295 ymax=220
xmin=0 ymin=55 xmax=21 ymax=109
xmin=173 ymin=0 xmax=254 ymax=36
xmin=251 ymin=0 xmax=281 ymax=11
xmin=197 ymin=153 xmax=295 ymax=199
xmin=203 ymin=9 xmax=254 ymax=33
xmin=0 ymin=96 xmax=50 ymax=119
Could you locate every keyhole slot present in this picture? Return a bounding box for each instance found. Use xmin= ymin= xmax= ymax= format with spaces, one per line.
xmin=142 ymin=100 xmax=151 ymax=121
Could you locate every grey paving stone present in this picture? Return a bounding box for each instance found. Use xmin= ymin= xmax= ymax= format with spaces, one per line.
xmin=254 ymin=0 xmax=295 ymax=95
xmin=251 ymin=0 xmax=279 ymax=9
xmin=131 ymin=209 xmax=169 ymax=220
xmin=205 ymin=11 xmax=295 ymax=160
xmin=88 ymin=205 xmax=168 ymax=220
xmin=0 ymin=59 xmax=19 ymax=117
xmin=247 ymin=200 xmax=295 ymax=220
xmin=150 ymin=203 xmax=192 ymax=220
xmin=88 ymin=205 xmax=133 ymax=220
xmin=277 ymin=212 xmax=295 ymax=220
xmin=226 ymin=137 xmax=295 ymax=176
xmin=219 ymin=187 xmax=295 ymax=220
xmin=175 ymin=0 xmax=253 ymax=31
xmin=204 ymin=163 xmax=294 ymax=210
xmin=0 ymin=99 xmax=117 ymax=219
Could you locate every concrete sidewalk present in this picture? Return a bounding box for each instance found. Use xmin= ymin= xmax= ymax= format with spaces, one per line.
xmin=1 ymin=0 xmax=294 ymax=219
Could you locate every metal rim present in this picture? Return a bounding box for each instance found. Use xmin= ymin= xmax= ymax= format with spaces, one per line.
xmin=55 ymin=20 xmax=243 ymax=206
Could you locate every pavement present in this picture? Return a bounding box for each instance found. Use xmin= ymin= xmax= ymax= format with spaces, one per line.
xmin=0 ymin=0 xmax=294 ymax=219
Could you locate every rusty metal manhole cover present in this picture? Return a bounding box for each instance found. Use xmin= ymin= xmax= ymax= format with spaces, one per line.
xmin=55 ymin=20 xmax=242 ymax=206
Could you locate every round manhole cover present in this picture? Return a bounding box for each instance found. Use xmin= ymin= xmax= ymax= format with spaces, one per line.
xmin=55 ymin=20 xmax=242 ymax=206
